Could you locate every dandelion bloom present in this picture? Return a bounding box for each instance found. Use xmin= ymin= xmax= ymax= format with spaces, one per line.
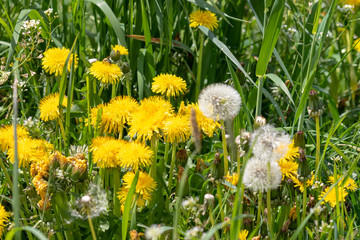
xmin=39 ymin=93 xmax=67 ymax=121
xmin=198 ymin=83 xmax=241 ymax=121
xmin=319 ymin=186 xmax=348 ymax=208
xmin=238 ymin=229 xmax=249 ymax=240
xmin=89 ymin=61 xmax=123 ymax=84
xmin=291 ymin=174 xmax=314 ymax=193
xmin=102 ymin=96 xmax=139 ymax=133
xmin=152 ymin=73 xmax=187 ymax=98
xmin=117 ymin=141 xmax=153 ymax=170
xmin=224 ymin=172 xmax=239 ymax=186
xmin=353 ymin=38 xmax=360 ymax=52
xmin=0 ymin=204 xmax=10 ymax=238
xmin=42 ymin=47 xmax=78 ymax=76
xmin=112 ymin=45 xmax=129 ymax=56
xmin=90 ymin=136 xmax=125 ymax=168
xmin=178 ymin=102 xmax=220 ymax=137
xmin=189 ymin=10 xmax=219 ymax=31
xmin=0 ymin=125 xmax=29 ymax=151
xmin=117 ymin=171 xmax=157 ymax=206
xmin=128 ymin=96 xmax=173 ymax=141
xmin=162 ymin=115 xmax=191 ymax=143
xmin=242 ymin=157 xmax=282 ymax=192
xmin=278 ymin=158 xmax=298 ymax=180
xmin=328 ymin=175 xmax=358 ymax=191
xmin=7 ymin=138 xmax=53 ymax=167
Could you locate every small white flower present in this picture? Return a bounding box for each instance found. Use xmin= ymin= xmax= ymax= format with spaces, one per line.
xmin=145 ymin=224 xmax=162 ymax=240
xmin=198 ymin=83 xmax=241 ymax=121
xmin=44 ymin=8 xmax=53 ymax=16
xmin=185 ymin=226 xmax=203 ymax=240
xmin=242 ymin=157 xmax=282 ymax=192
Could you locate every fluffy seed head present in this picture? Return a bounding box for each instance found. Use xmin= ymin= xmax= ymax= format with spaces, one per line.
xmin=198 ymin=83 xmax=241 ymax=121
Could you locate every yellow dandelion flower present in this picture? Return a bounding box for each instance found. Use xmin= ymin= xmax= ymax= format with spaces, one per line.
xmin=42 ymin=47 xmax=78 ymax=76
xmin=225 ymin=172 xmax=239 ymax=186
xmin=7 ymin=138 xmax=53 ymax=167
xmin=101 ymin=96 xmax=139 ymax=133
xmin=319 ymin=186 xmax=348 ymax=208
xmin=89 ymin=61 xmax=123 ymax=84
xmin=278 ymin=158 xmax=298 ymax=180
xmin=162 ymin=115 xmax=191 ymax=143
xmin=117 ymin=141 xmax=153 ymax=170
xmin=178 ymin=102 xmax=220 ymax=137
xmin=328 ymin=175 xmax=358 ymax=192
xmin=0 ymin=204 xmax=10 ymax=238
xmin=0 ymin=125 xmax=29 ymax=151
xmin=112 ymin=45 xmax=129 ymax=56
xmin=117 ymin=171 xmax=157 ymax=206
xmin=32 ymin=174 xmax=48 ymax=198
xmin=238 ymin=229 xmax=248 ymax=240
xmin=344 ymin=0 xmax=360 ymax=6
xmin=90 ymin=136 xmax=125 ymax=168
xmin=275 ymin=140 xmax=299 ymax=161
xmin=353 ymin=38 xmax=360 ymax=52
xmin=291 ymin=174 xmax=314 ymax=193
xmin=128 ymin=96 xmax=173 ymax=141
xmin=39 ymin=93 xmax=67 ymax=121
xmin=152 ymin=73 xmax=187 ymax=98
xmin=189 ymin=10 xmax=219 ymax=31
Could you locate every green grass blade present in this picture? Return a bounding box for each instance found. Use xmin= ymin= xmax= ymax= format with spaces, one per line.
xmin=255 ymin=0 xmax=285 ymax=76
xmin=86 ymin=0 xmax=127 ymax=48
xmin=5 ymin=226 xmax=48 ymax=240
xmin=122 ymin=170 xmax=139 ymax=240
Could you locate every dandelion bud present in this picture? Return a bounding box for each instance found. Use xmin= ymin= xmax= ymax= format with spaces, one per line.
xmin=121 ymin=62 xmax=131 ymax=74
xmin=204 ymin=193 xmax=215 ymax=208
xmin=110 ymin=49 xmax=121 ymax=61
xmin=293 ymin=131 xmax=305 ymax=149
xmin=176 ymin=148 xmax=188 ymax=165
xmin=297 ymin=148 xmax=311 ymax=182
xmin=211 ymin=152 xmax=224 ymax=180
xmin=307 ymin=90 xmax=324 ymax=118
xmin=253 ymin=116 xmax=266 ymax=129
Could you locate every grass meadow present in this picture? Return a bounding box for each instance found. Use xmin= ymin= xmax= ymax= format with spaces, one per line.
xmin=0 ymin=0 xmax=360 ymax=239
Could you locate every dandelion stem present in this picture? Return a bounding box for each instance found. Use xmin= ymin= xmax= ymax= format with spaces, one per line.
xmin=112 ymin=82 xmax=117 ymax=98
xmin=255 ymin=76 xmax=264 ymax=117
xmin=208 ymin=206 xmax=220 ymax=240
xmin=126 ymin=77 xmax=131 ymax=97
xmin=257 ymin=191 xmax=263 ymax=227
xmin=301 ymin=183 xmax=307 ymax=225
xmin=195 ymin=33 xmax=204 ymax=99
xmin=168 ymin=141 xmax=177 ymax=190
xmin=216 ymin=181 xmax=225 ymax=222
xmin=315 ymin=116 xmax=320 ymax=170
xmin=221 ymin=120 xmax=229 ymax=174
xmin=58 ymin=119 xmax=66 ymax=142
xmin=113 ymin=168 xmax=121 ymax=217
xmin=266 ymin=162 xmax=273 ymax=238
xmin=87 ymin=214 xmax=97 ymax=240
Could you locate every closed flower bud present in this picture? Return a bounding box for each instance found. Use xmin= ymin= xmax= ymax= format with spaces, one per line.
xmin=211 ymin=152 xmax=224 ymax=180
xmin=110 ymin=49 xmax=121 ymax=61
xmin=307 ymin=90 xmax=324 ymax=118
xmin=253 ymin=116 xmax=266 ymax=129
xmin=204 ymin=193 xmax=215 ymax=208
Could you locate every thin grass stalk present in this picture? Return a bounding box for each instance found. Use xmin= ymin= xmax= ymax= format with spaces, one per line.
xmin=301 ymin=184 xmax=307 ymax=226
xmin=255 ymin=76 xmax=264 ymax=117
xmin=266 ymin=161 xmax=272 ymax=238
xmin=208 ymin=206 xmax=220 ymax=240
xmin=220 ymin=120 xmax=229 ymax=174
xmin=0 ymin=157 xmax=13 ymax=189
xmin=12 ymin=78 xmax=20 ymax=240
xmin=113 ymin=168 xmax=121 ymax=217
xmin=195 ymin=33 xmax=204 ymax=99
xmin=130 ymin=194 xmax=139 ymax=230
xmin=315 ymin=116 xmax=320 ymax=170
xmin=334 ymin=161 xmax=341 ymax=236
xmin=168 ymin=140 xmax=177 ymax=190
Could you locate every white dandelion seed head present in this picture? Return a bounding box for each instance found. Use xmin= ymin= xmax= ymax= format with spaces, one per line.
xmin=185 ymin=226 xmax=204 ymax=240
xmin=250 ymin=124 xmax=292 ymax=161
xmin=145 ymin=224 xmax=162 ymax=240
xmin=242 ymin=157 xmax=282 ymax=192
xmin=198 ymin=83 xmax=241 ymax=121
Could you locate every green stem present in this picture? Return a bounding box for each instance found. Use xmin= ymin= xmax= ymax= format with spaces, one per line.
xmin=216 ymin=181 xmax=225 ymax=222
xmin=0 ymin=157 xmax=13 ymax=189
xmin=112 ymin=82 xmax=117 ymax=98
xmin=255 ymin=76 xmax=264 ymax=117
xmin=150 ymin=136 xmax=159 ymax=179
xmin=315 ymin=116 xmax=320 ymax=170
xmin=267 ymin=162 xmax=273 ymax=238
xmin=302 ymin=184 xmax=307 ymax=225
xmin=257 ymin=191 xmax=263 ymax=227
xmin=130 ymin=194 xmax=139 ymax=230
xmin=168 ymin=141 xmax=177 ymax=190
xmin=238 ymin=183 xmax=245 ymax=231
xmin=126 ymin=77 xmax=131 ymax=97
xmin=58 ymin=119 xmax=66 ymax=142
xmin=195 ymin=33 xmax=204 ymax=99
xmin=98 ymin=84 xmax=105 ymax=97
xmin=208 ymin=207 xmax=220 ymax=240
xmin=87 ymin=214 xmax=97 ymax=240
xmin=221 ymin=120 xmax=229 ymax=174
xmin=113 ymin=168 xmax=121 ymax=217
xmin=334 ymin=162 xmax=341 ymax=236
